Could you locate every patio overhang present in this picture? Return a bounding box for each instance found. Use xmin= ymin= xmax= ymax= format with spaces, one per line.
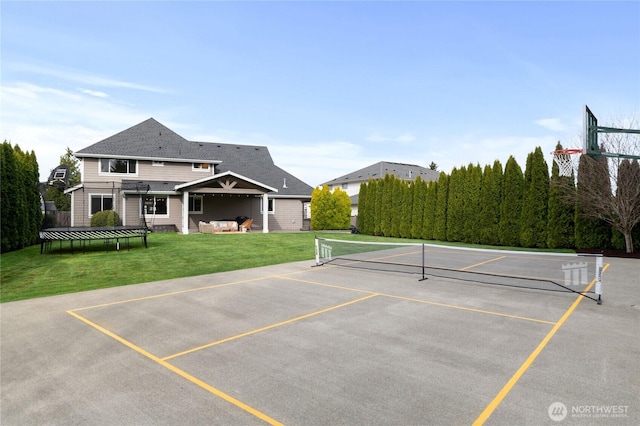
xmin=175 ymin=171 xmax=278 ymax=194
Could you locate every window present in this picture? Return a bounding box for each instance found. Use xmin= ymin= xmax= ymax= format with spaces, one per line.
xmin=341 ymin=183 xmax=348 ymax=190
xmin=189 ymin=195 xmax=203 ymax=214
xmin=260 ymin=198 xmax=275 ymax=214
xmin=152 ymin=161 xmax=164 ymax=167
xmin=90 ymin=195 xmax=113 ymax=215
xmin=142 ymin=196 xmax=168 ymax=216
xmin=192 ymin=163 xmax=210 ymax=171
xmin=100 ymin=158 xmax=137 ymax=174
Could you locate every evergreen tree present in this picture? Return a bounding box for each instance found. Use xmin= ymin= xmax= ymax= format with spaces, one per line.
xmin=463 ymin=163 xmax=482 ymax=244
xmin=478 ymin=160 xmax=502 ymax=245
xmin=357 ymin=182 xmax=369 ymax=234
xmin=446 ymin=166 xmax=465 ymax=241
xmin=373 ymin=179 xmax=383 ymax=236
xmin=400 ymin=181 xmax=413 ymax=238
xmin=422 ymin=181 xmax=437 ymax=240
xmin=547 ymin=142 xmax=575 ymax=248
xmin=45 ymin=147 xmax=81 ymax=211
xmin=410 ymin=177 xmax=426 ymax=239
xmin=520 ymin=147 xmax=549 ymax=248
xmin=310 ymin=185 xmax=330 ymax=230
xmin=391 ymin=176 xmax=404 ymax=237
xmin=433 ymin=172 xmax=449 ymax=241
xmin=499 ymin=156 xmax=524 ymax=246
xmin=1 ymin=142 xmax=19 ymax=252
xmin=380 ymin=174 xmax=394 ymax=236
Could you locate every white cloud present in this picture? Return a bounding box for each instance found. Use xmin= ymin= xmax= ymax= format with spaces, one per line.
xmin=1 ymin=82 xmax=152 ymax=180
xmin=365 ymin=132 xmax=416 ymax=144
xmin=535 ymin=118 xmax=566 ymax=132
xmin=11 ymin=62 xmax=169 ymax=93
xmin=80 ymin=88 xmax=109 ymax=98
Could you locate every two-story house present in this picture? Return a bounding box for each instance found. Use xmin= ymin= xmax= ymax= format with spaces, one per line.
xmin=68 ymin=118 xmax=313 ymax=234
xmin=322 ymin=161 xmax=440 ymax=219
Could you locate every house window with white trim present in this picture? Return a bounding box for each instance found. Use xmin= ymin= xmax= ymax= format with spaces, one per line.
xmin=189 ymin=195 xmax=203 ymax=214
xmin=192 ymin=163 xmax=210 ymax=171
xmin=90 ymin=194 xmax=114 ymax=216
xmin=100 ymin=158 xmax=137 ymax=174
xmin=142 ymin=195 xmax=168 ymax=216
xmin=260 ymin=198 xmax=275 ymax=214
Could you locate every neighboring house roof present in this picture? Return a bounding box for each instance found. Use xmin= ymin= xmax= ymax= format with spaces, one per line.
xmin=75 ymin=118 xmax=313 ymax=197
xmin=323 ymin=161 xmax=439 ymax=185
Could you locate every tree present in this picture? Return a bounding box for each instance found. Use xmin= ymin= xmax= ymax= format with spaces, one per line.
xmin=45 ymin=147 xmax=81 ymax=211
xmin=499 ymin=156 xmax=524 ymax=246
xmin=311 ymin=186 xmax=351 ymax=230
xmin=357 ymin=182 xmax=369 ymax=234
xmin=478 ymin=160 xmax=502 ymax=245
xmin=1 ymin=141 xmax=41 ymax=252
xmin=422 ymin=180 xmax=437 ymax=240
xmin=463 ymin=163 xmax=482 ymax=244
xmin=520 ymin=147 xmax=549 ymax=248
xmin=410 ymin=177 xmax=426 ymax=239
xmin=428 ymin=161 xmax=438 ymax=171
xmin=433 ymin=172 xmax=449 ymax=241
xmin=446 ymin=166 xmax=466 ymax=242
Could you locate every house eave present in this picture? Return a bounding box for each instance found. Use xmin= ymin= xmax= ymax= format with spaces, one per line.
xmin=76 ymin=152 xmax=222 ymax=165
xmin=175 ymin=171 xmax=278 ymax=193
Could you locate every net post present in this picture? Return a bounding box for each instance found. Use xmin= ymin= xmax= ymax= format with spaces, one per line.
xmin=314 ymin=237 xmax=321 ymax=266
xmin=418 ymin=243 xmax=428 ymax=281
xmin=595 ymin=256 xmax=603 ymax=305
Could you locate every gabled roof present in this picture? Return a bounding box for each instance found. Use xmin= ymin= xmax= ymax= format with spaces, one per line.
xmin=75 ymin=118 xmax=313 ymax=197
xmin=323 ymin=161 xmax=440 ymax=185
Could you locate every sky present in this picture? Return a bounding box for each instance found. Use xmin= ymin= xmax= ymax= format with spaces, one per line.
xmin=2 ymin=1 xmax=639 ymax=186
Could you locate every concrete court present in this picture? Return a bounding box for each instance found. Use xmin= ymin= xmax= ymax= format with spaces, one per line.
xmin=1 ymin=255 xmax=638 ymax=425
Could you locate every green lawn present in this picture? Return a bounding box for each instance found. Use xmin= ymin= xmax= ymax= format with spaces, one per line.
xmin=0 ymin=232 xmax=574 ymax=303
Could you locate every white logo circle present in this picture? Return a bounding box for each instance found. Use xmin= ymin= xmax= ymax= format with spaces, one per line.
xmin=548 ymin=402 xmax=567 ymax=422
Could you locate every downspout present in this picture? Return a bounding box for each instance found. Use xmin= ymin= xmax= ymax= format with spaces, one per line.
xmin=262 ymin=193 xmax=269 ymax=233
xmin=182 ymin=191 xmax=189 ymax=234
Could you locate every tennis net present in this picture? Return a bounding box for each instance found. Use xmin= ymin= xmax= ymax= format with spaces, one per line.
xmin=314 ymin=237 xmax=604 ymax=303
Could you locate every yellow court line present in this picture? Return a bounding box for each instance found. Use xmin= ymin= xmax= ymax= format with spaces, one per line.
xmin=162 ymin=293 xmax=379 ymax=361
xmin=282 ymin=276 xmax=556 ymax=325
xmin=461 ymin=255 xmax=507 ymax=271
xmin=67 ymin=310 xmax=284 ymax=426
xmin=472 ymin=263 xmax=610 ymax=425
xmin=70 ymin=267 xmax=325 ymax=312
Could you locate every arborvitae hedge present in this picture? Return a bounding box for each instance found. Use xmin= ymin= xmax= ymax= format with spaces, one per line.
xmin=433 ymin=173 xmax=449 ymax=241
xmin=446 ymin=166 xmax=465 ymax=242
xmin=520 ymin=147 xmax=549 ymax=248
xmin=353 ymin=146 xmax=624 ymax=251
xmin=499 ymin=156 xmax=524 ymax=246
xmin=1 ymin=142 xmax=42 ymax=253
xmin=463 ymin=163 xmax=482 ymax=244
xmin=478 ymin=160 xmax=502 ymax=245
xmin=411 ymin=177 xmax=426 ymax=239
xmin=421 ymin=180 xmax=437 ymax=240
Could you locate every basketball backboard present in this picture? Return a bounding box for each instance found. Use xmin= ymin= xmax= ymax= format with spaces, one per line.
xmin=583 ymin=105 xmax=599 ymax=155
xmin=583 ymin=105 xmax=640 ymax=160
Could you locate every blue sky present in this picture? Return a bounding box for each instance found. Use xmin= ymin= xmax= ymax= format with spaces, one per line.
xmin=2 ymin=1 xmax=639 ymax=186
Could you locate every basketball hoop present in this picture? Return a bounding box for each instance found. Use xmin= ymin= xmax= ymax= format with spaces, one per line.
xmin=551 ymin=148 xmax=582 ymax=177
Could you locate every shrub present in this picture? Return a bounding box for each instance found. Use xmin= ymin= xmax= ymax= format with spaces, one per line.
xmin=90 ymin=210 xmax=121 ymax=227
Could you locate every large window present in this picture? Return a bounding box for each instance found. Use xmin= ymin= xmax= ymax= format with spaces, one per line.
xmin=90 ymin=195 xmax=113 ymax=215
xmin=189 ymin=195 xmax=203 ymax=214
xmin=142 ymin=196 xmax=168 ymax=216
xmin=100 ymin=158 xmax=137 ymax=174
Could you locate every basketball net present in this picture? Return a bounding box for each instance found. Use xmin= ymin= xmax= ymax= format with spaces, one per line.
xmin=552 ymin=149 xmax=582 ymax=177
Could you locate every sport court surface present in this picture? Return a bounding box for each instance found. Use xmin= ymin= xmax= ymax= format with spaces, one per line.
xmin=1 ymin=245 xmax=639 ymax=425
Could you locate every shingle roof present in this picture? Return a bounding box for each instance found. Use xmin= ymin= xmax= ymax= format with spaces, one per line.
xmin=323 ymin=161 xmax=440 ymax=185
xmin=76 ymin=118 xmax=313 ymax=197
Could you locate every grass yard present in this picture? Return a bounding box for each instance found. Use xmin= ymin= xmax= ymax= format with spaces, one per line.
xmin=0 ymin=231 xmax=574 ymax=303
